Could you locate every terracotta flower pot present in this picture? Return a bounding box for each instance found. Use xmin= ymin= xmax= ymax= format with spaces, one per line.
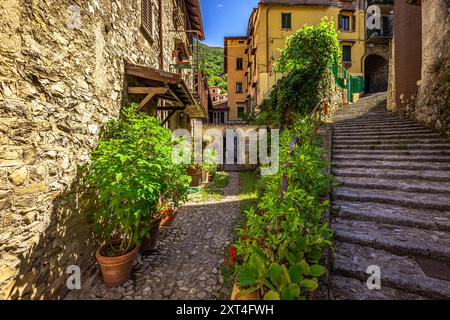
xmin=189 ymin=173 xmax=202 ymax=187
xmin=96 ymin=242 xmax=139 ymax=287
xmin=187 ymin=166 xmax=200 ymax=175
xmin=140 ymin=217 xmax=163 ymax=252
xmin=230 ymin=281 xmax=261 ymax=300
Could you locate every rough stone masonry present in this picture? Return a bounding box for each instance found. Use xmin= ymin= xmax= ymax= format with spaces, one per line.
xmin=0 ymin=0 xmax=192 ymax=299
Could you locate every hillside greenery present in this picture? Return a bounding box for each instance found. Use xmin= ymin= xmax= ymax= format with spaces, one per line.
xmin=194 ymin=42 xmax=227 ymax=92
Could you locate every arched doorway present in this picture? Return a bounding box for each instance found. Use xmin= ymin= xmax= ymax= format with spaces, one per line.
xmin=364 ymin=55 xmax=388 ymax=93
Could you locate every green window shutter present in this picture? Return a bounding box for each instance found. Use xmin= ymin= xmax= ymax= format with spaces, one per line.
xmin=338 ymin=14 xmax=342 ymax=30
xmin=342 ymin=45 xmax=352 ymax=62
xmin=352 ymin=15 xmax=356 ymax=31
xmin=282 ymin=13 xmax=292 ymax=29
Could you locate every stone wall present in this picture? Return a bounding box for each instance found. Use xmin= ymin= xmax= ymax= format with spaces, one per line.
xmin=0 ymin=0 xmax=192 ymax=299
xmin=387 ymin=39 xmax=395 ymax=110
xmin=415 ymin=0 xmax=450 ymax=136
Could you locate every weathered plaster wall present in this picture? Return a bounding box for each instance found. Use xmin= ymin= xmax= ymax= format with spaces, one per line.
xmin=393 ymin=0 xmax=422 ymax=111
xmin=415 ymin=0 xmax=450 ymax=136
xmin=0 ymin=0 xmax=191 ymax=299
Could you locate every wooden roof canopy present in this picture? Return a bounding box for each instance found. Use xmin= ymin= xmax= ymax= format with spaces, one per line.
xmin=126 ymin=62 xmax=206 ymax=118
xmin=126 ymin=62 xmax=193 ymax=110
xmin=185 ymin=0 xmax=205 ymax=40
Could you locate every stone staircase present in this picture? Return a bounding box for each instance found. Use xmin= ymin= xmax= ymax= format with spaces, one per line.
xmin=330 ymin=93 xmax=450 ymax=300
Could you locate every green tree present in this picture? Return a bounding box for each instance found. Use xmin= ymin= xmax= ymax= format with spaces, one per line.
xmin=256 ymin=18 xmax=340 ymax=126
xmin=194 ymin=42 xmax=228 ymax=93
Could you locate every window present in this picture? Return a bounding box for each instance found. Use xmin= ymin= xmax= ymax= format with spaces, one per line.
xmin=236 ymin=82 xmax=243 ymax=93
xmin=342 ymin=45 xmax=352 ymax=63
xmin=281 ymin=13 xmax=291 ymax=29
xmin=236 ymin=58 xmax=243 ymax=70
xmin=212 ymin=112 xmax=225 ymax=124
xmin=238 ymin=106 xmax=245 ymax=118
xmin=382 ymin=15 xmax=391 ymax=36
xmin=141 ymin=0 xmax=154 ymax=40
xmin=340 ymin=15 xmax=350 ymax=31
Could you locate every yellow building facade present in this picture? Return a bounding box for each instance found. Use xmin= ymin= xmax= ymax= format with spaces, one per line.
xmin=228 ymin=0 xmax=366 ymax=110
xmin=224 ymin=36 xmax=249 ymax=121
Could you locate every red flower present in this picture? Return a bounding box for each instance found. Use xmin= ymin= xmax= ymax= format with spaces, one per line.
xmin=229 ymin=246 xmax=237 ymax=262
xmin=242 ymin=235 xmax=247 ymax=241
xmin=224 ymin=258 xmax=228 ymax=264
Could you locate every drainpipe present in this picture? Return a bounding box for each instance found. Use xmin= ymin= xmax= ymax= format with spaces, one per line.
xmin=266 ymin=1 xmax=271 ymax=100
xmin=266 ymin=1 xmax=271 ymax=74
xmin=159 ymin=0 xmax=164 ymax=70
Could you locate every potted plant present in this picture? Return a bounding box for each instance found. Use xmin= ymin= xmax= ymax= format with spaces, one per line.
xmin=140 ymin=211 xmax=163 ymax=252
xmin=187 ymin=165 xmax=202 ymax=187
xmin=86 ymin=105 xmax=188 ymax=285
xmin=200 ymin=148 xmax=218 ymax=184
xmin=142 ymin=148 xmax=191 ymax=248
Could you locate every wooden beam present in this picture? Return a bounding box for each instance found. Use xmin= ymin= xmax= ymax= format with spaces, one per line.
xmin=136 ymin=93 xmax=156 ymax=112
xmin=128 ymin=87 xmax=169 ymax=94
xmin=126 ymin=64 xmax=181 ymax=84
xmin=162 ymin=110 xmax=177 ymax=126
xmin=158 ymin=95 xmax=179 ymax=102
xmin=168 ymin=88 xmax=185 ymax=106
xmin=157 ymin=107 xmax=185 ymax=111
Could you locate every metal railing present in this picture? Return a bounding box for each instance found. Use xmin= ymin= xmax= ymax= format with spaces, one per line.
xmin=332 ymin=62 xmax=365 ymax=103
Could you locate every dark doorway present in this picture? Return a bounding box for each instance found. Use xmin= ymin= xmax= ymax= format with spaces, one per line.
xmin=364 ymin=55 xmax=388 ymax=93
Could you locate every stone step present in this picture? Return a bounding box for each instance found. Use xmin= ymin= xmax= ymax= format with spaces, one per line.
xmin=332 ymin=241 xmax=450 ymax=299
xmin=331 ymin=275 xmax=426 ymax=300
xmin=332 ymin=186 xmax=450 ymax=211
xmin=333 ymin=138 xmax=447 ymax=146
xmin=332 ymin=167 xmax=450 ymax=182
xmin=335 ymin=119 xmax=417 ymax=126
xmin=333 ymin=143 xmax=450 ymax=151
xmin=334 ymin=176 xmax=450 ymax=195
xmin=332 ymin=200 xmax=450 ymax=231
xmin=333 ymin=219 xmax=450 ymax=262
xmin=333 ymin=123 xmax=426 ymax=131
xmin=333 ymin=154 xmax=450 ymax=163
xmin=333 ymin=160 xmax=450 ymax=171
xmin=333 ymin=149 xmax=450 ymax=156
xmin=332 ymin=128 xmax=434 ymax=136
xmin=333 ymin=133 xmax=441 ymax=140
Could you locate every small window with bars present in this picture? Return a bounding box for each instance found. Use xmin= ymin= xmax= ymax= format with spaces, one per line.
xmin=141 ymin=0 xmax=154 ymax=41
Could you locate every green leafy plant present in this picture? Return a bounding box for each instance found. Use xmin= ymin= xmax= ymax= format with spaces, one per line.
xmin=227 ymin=120 xmax=333 ymax=300
xmin=86 ymin=104 xmax=190 ymax=255
xmin=251 ymin=18 xmax=340 ymax=126
xmin=200 ymin=147 xmax=218 ymax=175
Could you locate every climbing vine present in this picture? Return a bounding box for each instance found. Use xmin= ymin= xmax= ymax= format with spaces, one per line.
xmin=251 ymin=18 xmax=340 ymax=126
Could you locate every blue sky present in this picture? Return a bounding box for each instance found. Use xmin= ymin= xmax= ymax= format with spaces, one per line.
xmin=200 ymin=0 xmax=259 ymax=47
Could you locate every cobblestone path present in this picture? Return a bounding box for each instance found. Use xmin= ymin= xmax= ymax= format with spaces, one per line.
xmin=330 ymin=93 xmax=450 ymax=299
xmin=67 ymin=172 xmax=241 ymax=300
